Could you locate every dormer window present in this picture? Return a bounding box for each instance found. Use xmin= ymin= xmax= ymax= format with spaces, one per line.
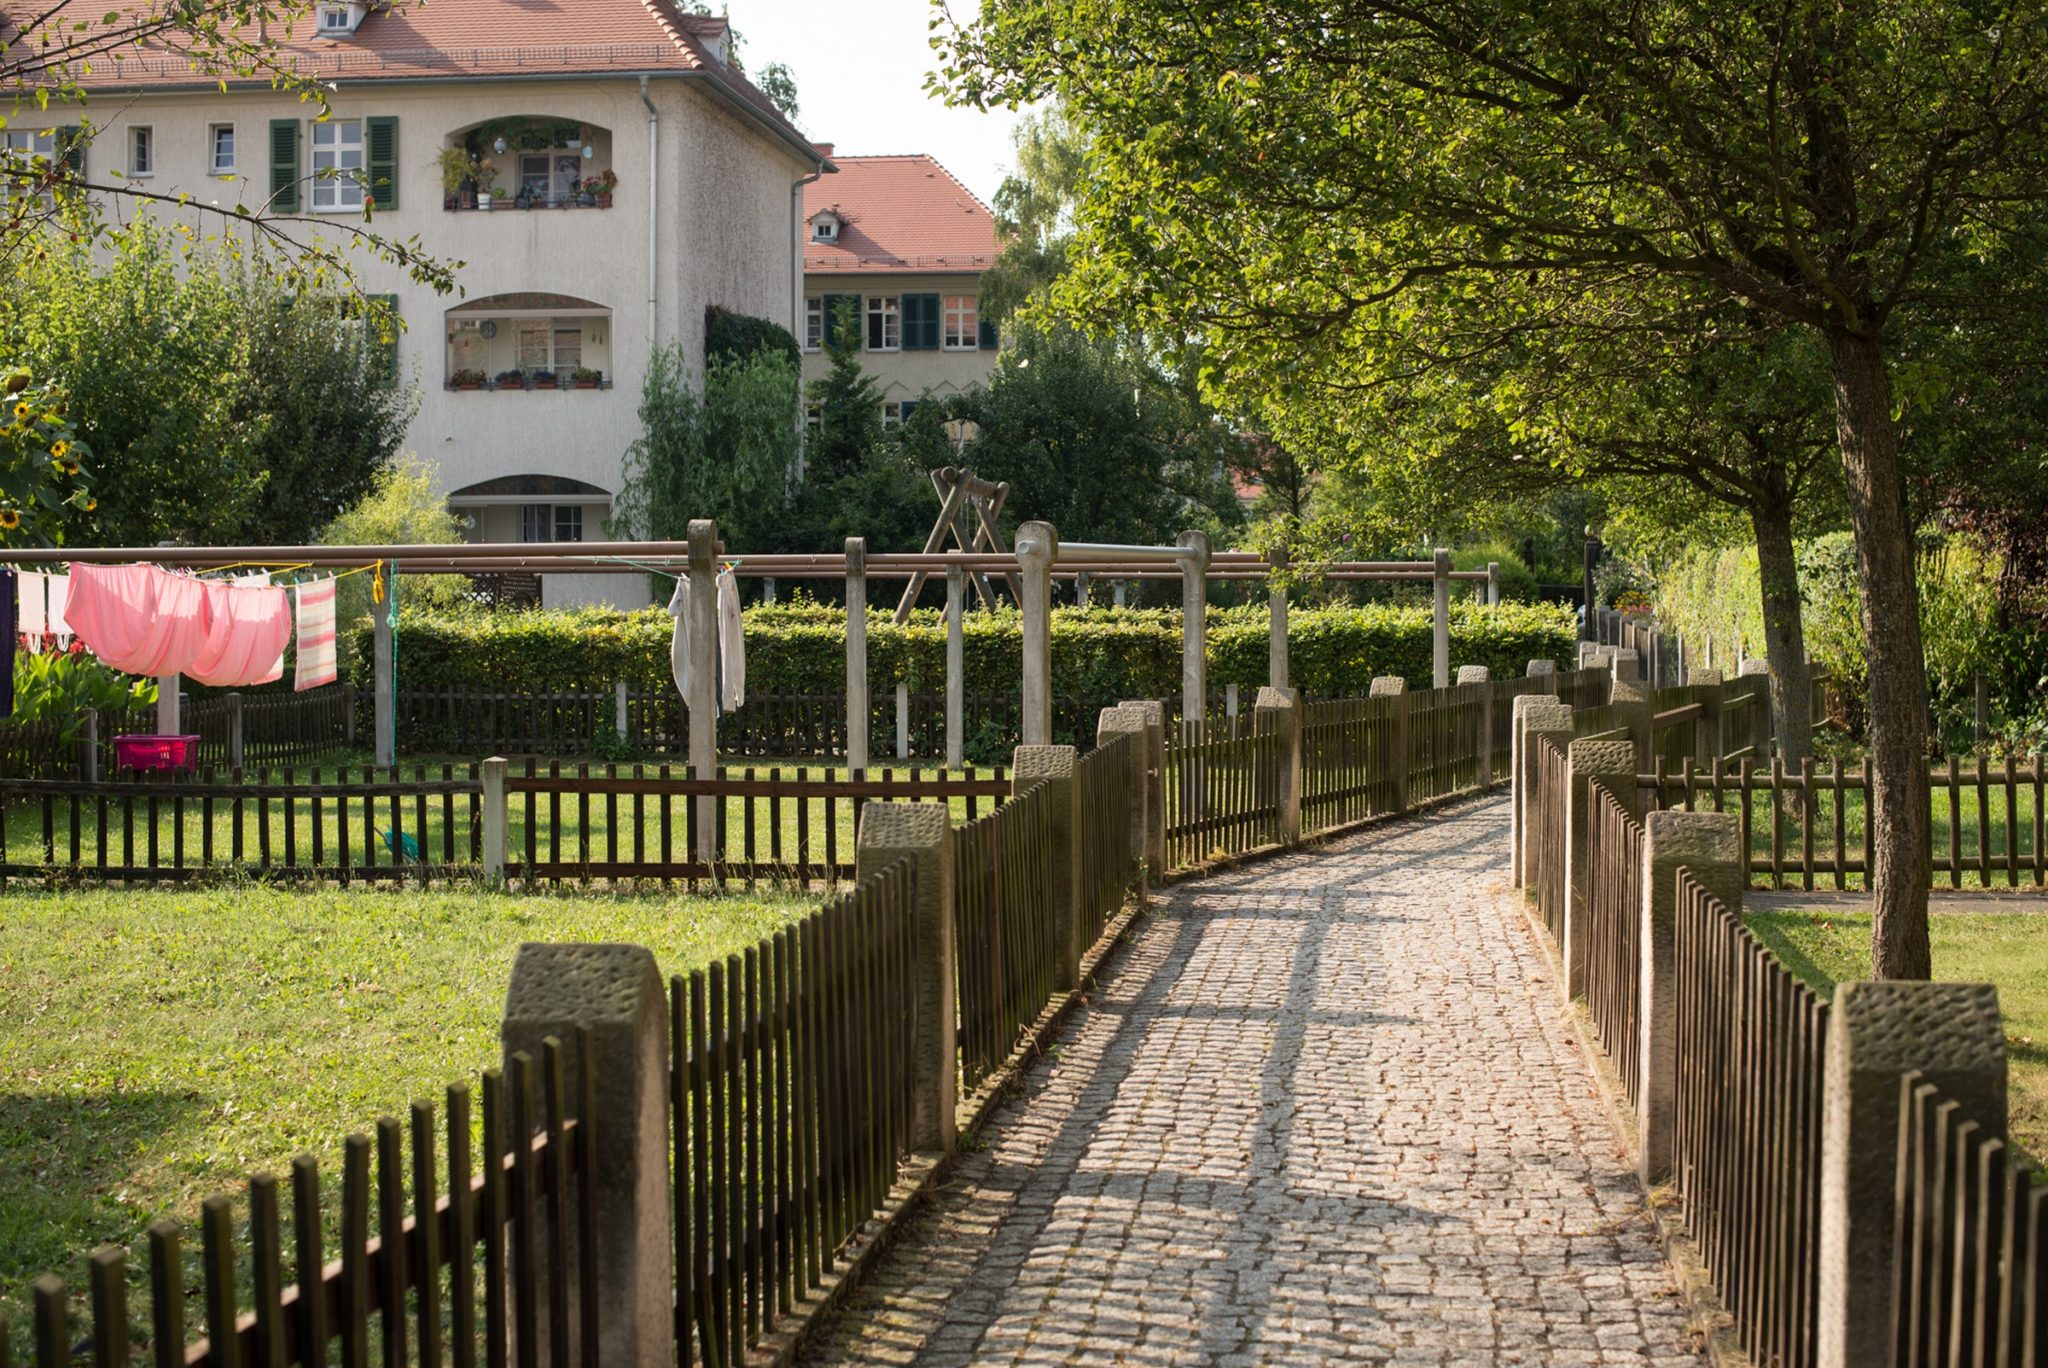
xmin=812 ymin=211 xmax=841 ymax=243
xmin=317 ymin=3 xmax=364 ymax=35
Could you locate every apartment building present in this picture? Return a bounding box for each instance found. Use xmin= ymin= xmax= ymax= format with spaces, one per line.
xmin=24 ymin=0 xmax=827 ymax=604
xmin=800 ymin=151 xmax=1002 ymax=425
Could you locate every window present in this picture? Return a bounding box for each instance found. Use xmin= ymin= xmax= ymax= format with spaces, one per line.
xmin=865 ymin=295 xmax=899 ymax=351
xmin=318 ymin=5 xmax=352 ymax=32
xmin=127 ymin=126 xmax=153 ymax=177
xmin=1 ymin=128 xmax=55 ymax=203
xmin=804 ymin=297 xmax=823 ymax=351
xmin=209 ymin=124 xmax=236 ymax=174
xmin=881 ymin=401 xmax=908 ymax=428
xmin=310 ymin=119 xmax=364 ymax=210
xmin=521 ymin=505 xmax=584 ymax=542
xmin=812 ymin=214 xmax=838 ymax=241
xmin=803 ymin=403 xmax=821 ymax=432
xmin=552 ymin=328 xmax=582 ymax=371
xmin=517 ymin=322 xmax=551 ymax=373
xmin=514 ymin=321 xmax=582 ymax=373
xmin=944 ymin=296 xmax=978 ymax=350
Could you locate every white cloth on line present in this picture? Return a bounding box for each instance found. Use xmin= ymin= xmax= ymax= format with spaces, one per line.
xmin=666 ymin=574 xmax=692 ymax=704
xmin=17 ymin=571 xmax=45 ymax=639
xmin=716 ymin=566 xmax=745 ymax=710
xmin=43 ymin=573 xmax=69 ymax=646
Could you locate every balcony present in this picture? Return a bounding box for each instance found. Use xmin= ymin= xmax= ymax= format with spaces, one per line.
xmin=440 ymin=117 xmax=616 ymax=213
xmin=445 ymin=294 xmax=615 ymax=391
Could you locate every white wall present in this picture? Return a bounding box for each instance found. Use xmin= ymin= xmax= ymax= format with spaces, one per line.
xmin=799 ymin=272 xmax=1000 ymax=406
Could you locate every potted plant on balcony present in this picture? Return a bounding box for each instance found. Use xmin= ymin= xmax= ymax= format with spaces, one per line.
xmin=437 ymin=146 xmax=477 ymax=211
xmin=576 ymin=177 xmax=597 ymax=208
xmin=449 ymin=368 xmax=487 ymax=391
xmin=592 ymin=168 xmax=617 ymax=208
xmin=570 ymin=365 xmax=602 ymax=389
xmin=532 ymin=369 xmax=560 ymax=389
xmin=473 ymin=162 xmax=500 ymax=212
xmin=493 ymin=369 xmax=526 ymax=391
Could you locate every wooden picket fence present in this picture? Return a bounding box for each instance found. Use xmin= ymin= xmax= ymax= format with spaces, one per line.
xmin=0 ymin=764 xmax=1010 ymax=889
xmin=10 ymin=1033 xmax=600 ymax=1368
xmin=1637 ymin=753 xmax=2048 ymax=890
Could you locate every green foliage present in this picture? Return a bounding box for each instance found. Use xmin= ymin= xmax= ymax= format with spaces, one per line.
xmin=1450 ymin=545 xmax=1538 ymax=603
xmin=0 ymin=217 xmax=413 ymax=546
xmin=803 ymin=300 xmax=883 ymax=484
xmin=613 ymin=342 xmax=801 ymax=556
xmin=705 ymin=307 xmax=800 ymax=370
xmin=360 ymin=601 xmax=1576 ymax=712
xmin=10 ymin=652 xmax=156 ymax=743
xmin=0 ymin=366 xmax=92 ymax=545
xmin=946 ymin=324 xmax=1245 ymax=545
xmin=322 ymin=456 xmax=473 ymax=628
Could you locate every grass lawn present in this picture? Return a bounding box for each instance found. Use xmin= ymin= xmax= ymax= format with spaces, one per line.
xmin=0 ymin=881 xmax=810 ymax=1339
xmin=1747 ymin=907 xmax=2048 ymax=1158
xmin=0 ymin=756 xmax=1011 ymax=882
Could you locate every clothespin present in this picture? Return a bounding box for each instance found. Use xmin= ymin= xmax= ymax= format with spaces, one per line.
xmin=370 ymin=559 xmax=386 ymax=604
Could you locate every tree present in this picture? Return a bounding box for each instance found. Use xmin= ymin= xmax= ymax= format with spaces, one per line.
xmin=613 ymin=341 xmax=802 ymax=556
xmin=804 ymin=299 xmax=884 ymax=484
xmin=982 ymin=103 xmax=1089 ymax=322
xmin=937 ymin=0 xmax=2048 ymax=979
xmin=947 ymin=323 xmax=1245 ymax=545
xmin=0 ymin=365 xmax=93 ymax=547
xmin=755 ymin=63 xmax=800 ymax=121
xmin=322 ymin=456 xmax=472 ymax=625
xmin=0 ymin=216 xmax=413 ymax=546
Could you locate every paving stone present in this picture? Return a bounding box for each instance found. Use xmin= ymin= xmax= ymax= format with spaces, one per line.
xmin=802 ymin=795 xmax=1705 ymax=1366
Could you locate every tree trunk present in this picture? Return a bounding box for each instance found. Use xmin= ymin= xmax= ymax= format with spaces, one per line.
xmin=1750 ymin=490 xmax=1814 ymax=769
xmin=1827 ymin=328 xmax=1931 ymax=981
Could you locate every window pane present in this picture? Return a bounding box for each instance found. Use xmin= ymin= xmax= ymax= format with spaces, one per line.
xmin=554 ymin=506 xmax=583 ymax=542
xmin=805 ymin=298 xmax=823 ymax=349
xmin=213 ymin=126 xmax=234 ymax=170
xmin=553 ymin=328 xmax=582 ymax=370
xmin=521 ymin=505 xmax=551 ymax=543
xmin=518 ymin=323 xmax=550 ymax=372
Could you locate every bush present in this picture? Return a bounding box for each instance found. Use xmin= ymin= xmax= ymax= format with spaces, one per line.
xmin=1451 ymin=544 xmax=1539 ymax=602
xmin=360 ymin=601 xmax=1577 ymax=709
xmin=704 ymin=307 xmax=800 ymax=370
xmin=11 ymin=652 xmax=156 ymax=743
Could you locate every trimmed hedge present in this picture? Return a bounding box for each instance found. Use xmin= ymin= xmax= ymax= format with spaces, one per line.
xmin=363 ymin=601 xmax=1576 ymax=706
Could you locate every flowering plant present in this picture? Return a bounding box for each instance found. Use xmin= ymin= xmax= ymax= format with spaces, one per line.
xmin=0 ymin=365 xmax=92 ymax=544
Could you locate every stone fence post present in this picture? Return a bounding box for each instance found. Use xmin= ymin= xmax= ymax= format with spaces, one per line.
xmin=1097 ymin=706 xmax=1154 ymax=895
xmin=1818 ymin=983 xmax=2006 ymax=1368
xmin=1486 ymin=561 xmax=1501 ymax=606
xmin=1687 ymin=667 xmax=1724 ymax=766
xmin=226 ymin=692 xmax=245 ymax=770
xmin=1014 ymin=746 xmax=1082 ymax=990
xmin=1255 ymin=686 xmax=1302 ymax=846
xmin=1610 ymin=647 xmax=1640 ymax=684
xmin=857 ymin=803 xmax=957 ymax=1154
xmin=1457 ymin=665 xmax=1492 ymax=783
xmin=1017 ymin=520 xmax=1058 ymax=747
xmin=1511 ymin=698 xmax=1572 ymax=886
xmin=614 ymin=681 xmax=629 ymax=745
xmin=1637 ymin=815 xmax=1741 ymax=1182
xmin=1114 ymin=699 xmax=1167 ymax=880
xmin=501 ymin=943 xmax=671 ymax=1368
xmin=1371 ymin=676 xmax=1408 ymax=814
xmin=1527 ymin=659 xmax=1556 ymax=678
xmin=1563 ymin=738 xmax=1637 ymax=1000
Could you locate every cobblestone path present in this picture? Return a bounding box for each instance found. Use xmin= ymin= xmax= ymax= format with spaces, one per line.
xmin=804 ymin=795 xmax=1705 ymax=1366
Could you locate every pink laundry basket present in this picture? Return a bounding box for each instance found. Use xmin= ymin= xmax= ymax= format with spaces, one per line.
xmin=113 ymin=734 xmax=201 ymax=774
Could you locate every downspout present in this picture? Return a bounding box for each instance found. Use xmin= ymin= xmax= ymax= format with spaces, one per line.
xmin=790 ymin=167 xmax=823 ymax=479
xmin=640 ymin=76 xmax=659 ymax=342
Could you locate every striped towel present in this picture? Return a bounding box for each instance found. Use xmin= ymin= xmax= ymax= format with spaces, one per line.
xmin=294 ymin=578 xmax=338 ymax=691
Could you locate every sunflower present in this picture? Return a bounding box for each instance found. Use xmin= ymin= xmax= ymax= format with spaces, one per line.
xmin=0 ymin=507 xmax=20 ymax=531
xmin=50 ymin=440 xmax=68 ymax=458
xmin=53 ymin=455 xmax=81 ymax=476
xmin=83 ymin=497 xmax=97 ymax=512
xmin=10 ymin=401 xmax=28 ymax=421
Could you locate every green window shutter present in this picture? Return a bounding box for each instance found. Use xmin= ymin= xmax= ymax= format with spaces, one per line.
xmin=57 ymin=126 xmax=85 ymax=178
xmin=978 ymin=318 xmax=999 ymax=350
xmin=904 ymin=293 xmax=940 ymax=350
xmin=365 ymin=115 xmax=398 ymax=210
xmin=269 ymin=118 xmax=300 ymax=211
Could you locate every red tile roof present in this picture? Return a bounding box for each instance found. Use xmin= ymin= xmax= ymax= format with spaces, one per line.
xmin=803 ymin=154 xmax=999 ymax=276
xmin=5 ymin=0 xmax=818 ymax=162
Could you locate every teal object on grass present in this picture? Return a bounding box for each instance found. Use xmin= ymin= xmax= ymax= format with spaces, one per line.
xmin=380 ymin=828 xmax=421 ymax=860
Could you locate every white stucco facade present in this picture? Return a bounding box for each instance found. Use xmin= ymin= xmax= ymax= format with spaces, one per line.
xmin=798 ymin=271 xmax=999 ymax=414
xmin=50 ymin=65 xmax=819 ymax=605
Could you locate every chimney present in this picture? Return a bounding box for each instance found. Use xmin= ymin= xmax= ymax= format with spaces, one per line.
xmin=813 ymin=142 xmax=835 ymax=159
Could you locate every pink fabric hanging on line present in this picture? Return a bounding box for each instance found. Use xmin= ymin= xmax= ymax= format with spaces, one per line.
xmin=294 ymin=578 xmax=338 ymax=691
xmin=65 ymin=563 xmax=212 ymax=677
xmin=187 ymin=579 xmax=291 ymax=687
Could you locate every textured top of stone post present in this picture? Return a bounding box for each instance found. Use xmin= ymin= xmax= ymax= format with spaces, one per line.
xmin=845 ymin=536 xmax=866 ymax=573
xmin=1738 ymin=656 xmax=1770 ymax=677
xmin=1687 ymin=666 xmax=1724 ymax=685
xmin=1013 ymin=743 xmax=1077 ymax=784
xmin=1610 ymin=675 xmax=1649 ymax=704
xmin=1456 ymin=665 xmax=1491 ymax=685
xmin=504 ymin=942 xmax=663 ymax=1028
xmin=858 ymin=800 xmax=948 ymax=853
xmin=1254 ymin=685 xmax=1299 ymax=710
xmin=1568 ymin=737 xmax=1637 ymax=776
xmin=1433 ymin=546 xmax=1452 ymax=575
xmin=1527 ymin=659 xmax=1557 ymax=676
xmin=1118 ymin=698 xmax=1166 ymax=726
xmin=1369 ymin=676 xmax=1406 ymax=696
xmin=1515 ymin=696 xmax=1573 ymax=729
xmin=687 ymin=519 xmax=716 ymax=572
xmin=1016 ymin=520 xmax=1058 ymax=568
xmin=1176 ymin=528 xmax=1212 ymax=572
xmin=1833 ymin=981 xmax=2004 ymax=1079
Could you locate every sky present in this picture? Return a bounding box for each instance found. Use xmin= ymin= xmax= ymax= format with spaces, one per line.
xmin=735 ymin=0 xmax=1028 ymax=207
